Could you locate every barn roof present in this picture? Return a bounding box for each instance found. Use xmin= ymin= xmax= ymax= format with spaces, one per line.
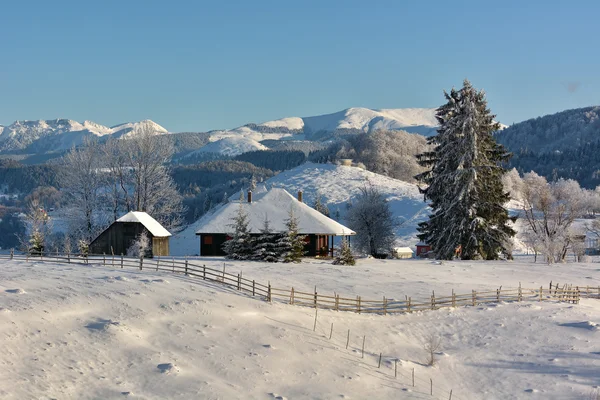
xmin=394 ymin=247 xmax=414 ymax=253
xmin=117 ymin=211 xmax=172 ymax=237
xmin=195 ymin=188 xmax=355 ymax=236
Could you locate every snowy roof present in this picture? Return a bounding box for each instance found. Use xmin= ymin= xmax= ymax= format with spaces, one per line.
xmin=116 ymin=211 xmax=171 ymax=237
xmin=195 ymin=188 xmax=355 ymax=236
xmin=394 ymin=247 xmax=414 ymax=253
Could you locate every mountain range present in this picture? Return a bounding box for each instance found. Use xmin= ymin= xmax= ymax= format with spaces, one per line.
xmin=0 ymin=119 xmax=169 ymax=153
xmin=0 ymin=107 xmax=439 ymax=156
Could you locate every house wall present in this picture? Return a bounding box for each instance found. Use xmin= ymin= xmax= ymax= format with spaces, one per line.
xmin=199 ymin=233 xmax=328 ymax=257
xmin=152 ymin=237 xmax=170 ymax=257
xmin=90 ymin=222 xmax=160 ymax=257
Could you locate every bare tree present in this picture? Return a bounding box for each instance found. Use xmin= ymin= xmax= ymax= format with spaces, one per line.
xmin=422 ymin=334 xmax=442 ymax=366
xmin=103 ymin=137 xmax=133 ymax=220
xmin=520 ymin=172 xmax=586 ymax=263
xmin=60 ymin=137 xmax=104 ymax=242
xmin=346 ymin=186 xmax=399 ymax=257
xmin=121 ymin=127 xmax=184 ymax=230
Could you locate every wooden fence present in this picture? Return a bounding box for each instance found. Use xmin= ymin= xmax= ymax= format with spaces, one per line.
xmin=549 ymin=280 xmax=600 ymax=300
xmin=0 ymin=251 xmax=584 ymax=315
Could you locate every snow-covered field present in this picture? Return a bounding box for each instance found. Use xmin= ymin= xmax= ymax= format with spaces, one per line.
xmin=1 ymin=257 xmax=599 ymax=399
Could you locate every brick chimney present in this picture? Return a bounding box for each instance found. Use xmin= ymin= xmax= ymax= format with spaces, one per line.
xmin=297 ymin=190 xmax=303 ymax=203
xmin=248 ymin=191 xmax=252 ymax=203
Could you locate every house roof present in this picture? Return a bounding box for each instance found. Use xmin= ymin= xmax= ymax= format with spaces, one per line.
xmin=394 ymin=247 xmax=414 ymax=253
xmin=117 ymin=211 xmax=172 ymax=237
xmin=195 ymin=188 xmax=355 ymax=236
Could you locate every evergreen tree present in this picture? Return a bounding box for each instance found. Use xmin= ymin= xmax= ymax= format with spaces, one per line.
xmin=222 ymin=191 xmax=229 ymax=204
xmin=333 ymin=237 xmax=355 ymax=266
xmin=313 ymin=190 xmax=330 ymax=217
xmin=251 ymin=217 xmax=280 ymax=262
xmin=222 ymin=203 xmax=253 ymax=259
xmin=249 ymin=175 xmax=257 ymax=191
xmin=415 ymin=79 xmax=515 ymax=260
xmin=280 ymin=207 xmax=306 ymax=263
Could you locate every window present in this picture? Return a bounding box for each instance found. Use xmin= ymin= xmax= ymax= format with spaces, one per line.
xmin=203 ymin=235 xmax=213 ymax=245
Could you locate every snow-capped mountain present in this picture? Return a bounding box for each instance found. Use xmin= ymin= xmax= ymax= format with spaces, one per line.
xmin=0 ymin=119 xmax=169 ymax=152
xmin=190 ymin=136 xmax=268 ymax=157
xmin=209 ymin=107 xmax=440 ymax=145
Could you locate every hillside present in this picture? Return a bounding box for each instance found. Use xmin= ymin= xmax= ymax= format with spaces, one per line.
xmin=1 ymin=257 xmax=599 ymax=399
xmin=497 ymin=106 xmax=600 ymax=188
xmin=170 ymin=163 xmax=427 ymax=256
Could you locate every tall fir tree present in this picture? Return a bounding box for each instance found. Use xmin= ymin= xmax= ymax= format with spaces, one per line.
xmin=251 ymin=216 xmax=281 ymax=262
xmin=415 ymin=79 xmax=515 ymax=260
xmin=222 ymin=202 xmax=253 ymax=260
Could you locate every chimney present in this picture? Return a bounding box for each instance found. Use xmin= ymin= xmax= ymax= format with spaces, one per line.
xmin=297 ymin=190 xmax=303 ymax=203
xmin=248 ymin=191 xmax=252 ymax=203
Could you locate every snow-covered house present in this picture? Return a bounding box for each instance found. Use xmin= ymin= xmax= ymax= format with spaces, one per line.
xmin=89 ymin=211 xmax=171 ymax=257
xmin=392 ymin=247 xmax=413 ymax=259
xmin=195 ymin=188 xmax=355 ymax=257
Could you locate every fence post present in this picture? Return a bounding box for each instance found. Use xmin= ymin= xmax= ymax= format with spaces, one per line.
xmin=346 ymin=329 xmax=350 ymax=349
xmin=172 ymin=257 xmax=175 ymax=273
xmin=472 ymin=290 xmax=476 ymax=306
xmin=156 ymin=256 xmax=160 ymax=272
xmin=378 ymin=353 xmax=382 ymax=368
xmin=268 ymin=281 xmax=272 ymax=303
xmin=452 ymin=289 xmax=456 ymax=307
xmin=449 ymin=389 xmax=453 ymax=400
xmin=10 ymin=249 xmax=13 ymax=260
xmin=430 ymin=378 xmax=433 ymax=396
xmin=383 ymin=296 xmax=387 ymax=315
xmin=518 ymin=282 xmax=522 ymax=302
xmin=335 ymin=294 xmax=339 ymax=311
xmin=412 ymin=368 xmax=415 ymax=386
xmin=252 ymin=280 xmax=255 ymax=296
xmin=329 ymin=323 xmax=333 ymax=340
xmin=407 ymin=297 xmax=411 ymax=313
xmin=139 ymin=257 xmax=143 ymax=270
xmin=185 ymin=258 xmax=188 ymax=276
xmin=67 ymin=252 xmax=71 ymax=264
xmin=237 ymin=274 xmax=241 ymax=291
xmin=314 ymin=286 xmax=318 ymax=309
xmin=539 ymin=286 xmax=543 ymax=302
xmin=361 ymin=335 xmax=365 ymax=358
xmin=121 ymin=254 xmax=123 ymax=268
xmin=496 ymin=288 xmax=500 ymax=302
xmin=431 ymin=291 xmax=436 ymax=310
xmin=103 ymin=253 xmax=106 ymax=265
xmin=357 ymin=296 xmax=361 ymax=314
xmin=222 ymin=263 xmax=226 ymax=281
xmin=394 ymin=359 xmax=397 ymax=378
xmin=203 ymin=265 xmax=206 ymax=280
xmin=290 ymin=287 xmax=295 ymax=305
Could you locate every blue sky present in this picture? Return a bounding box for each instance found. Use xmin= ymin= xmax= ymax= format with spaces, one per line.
xmin=1 ymin=0 xmax=599 ymax=132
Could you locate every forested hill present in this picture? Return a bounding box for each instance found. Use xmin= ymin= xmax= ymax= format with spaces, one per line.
xmin=497 ymin=106 xmax=600 ymax=188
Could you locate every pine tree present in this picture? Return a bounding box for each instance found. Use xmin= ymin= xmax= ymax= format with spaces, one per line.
xmin=249 ymin=175 xmax=257 ymax=191
xmin=251 ymin=217 xmax=280 ymax=262
xmin=28 ymin=228 xmax=45 ymax=256
xmin=281 ymin=207 xmax=306 ymax=263
xmin=333 ymin=237 xmax=355 ymax=266
xmin=222 ymin=202 xmax=253 ymax=260
xmin=415 ymin=79 xmax=515 ymax=260
xmin=222 ymin=191 xmax=229 ymax=204
xmin=313 ymin=190 xmax=330 ymax=217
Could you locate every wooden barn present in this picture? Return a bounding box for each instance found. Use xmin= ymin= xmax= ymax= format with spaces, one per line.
xmin=195 ymin=188 xmax=355 ymax=257
xmin=89 ymin=211 xmax=171 ymax=257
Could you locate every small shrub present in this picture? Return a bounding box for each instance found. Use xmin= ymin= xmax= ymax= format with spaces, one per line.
xmin=422 ymin=334 xmax=442 ymax=366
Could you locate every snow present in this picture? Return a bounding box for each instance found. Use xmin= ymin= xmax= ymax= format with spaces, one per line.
xmin=193 ymin=136 xmax=268 ymax=157
xmin=1 ymin=256 xmax=599 ymax=399
xmin=117 ymin=211 xmax=172 ymax=237
xmin=195 ymin=188 xmax=355 ymax=235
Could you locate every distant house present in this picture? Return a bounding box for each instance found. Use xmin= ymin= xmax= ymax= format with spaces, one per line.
xmin=415 ymin=242 xmax=431 ymax=258
xmin=90 ymin=211 xmax=171 ymax=257
xmin=195 ymin=188 xmax=355 ymax=257
xmin=392 ymin=247 xmax=414 ymax=259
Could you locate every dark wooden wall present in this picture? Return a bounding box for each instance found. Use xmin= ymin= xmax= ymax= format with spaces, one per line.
xmin=90 ymin=222 xmax=170 ymax=257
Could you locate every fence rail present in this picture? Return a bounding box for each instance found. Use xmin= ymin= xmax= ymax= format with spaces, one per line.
xmin=0 ymin=251 xmax=586 ymax=316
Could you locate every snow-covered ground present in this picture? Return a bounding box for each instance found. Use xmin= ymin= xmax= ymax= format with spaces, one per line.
xmin=1 ymin=257 xmax=599 ymax=399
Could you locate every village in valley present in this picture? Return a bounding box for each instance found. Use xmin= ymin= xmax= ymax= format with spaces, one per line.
xmin=1 ymin=2 xmax=600 ymax=400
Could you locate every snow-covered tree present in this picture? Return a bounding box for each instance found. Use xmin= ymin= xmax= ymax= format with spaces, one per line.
xmin=60 ymin=137 xmax=104 ymax=243
xmin=126 ymin=231 xmax=151 ymax=258
xmin=502 ymin=168 xmax=524 ymax=201
xmin=249 ymin=175 xmax=257 ymax=191
xmin=521 ymin=172 xmax=586 ymax=263
xmin=251 ymin=217 xmax=280 ymax=262
xmin=346 ymin=186 xmax=397 ymax=257
xmin=280 ymin=207 xmax=305 ymax=263
xmin=222 ymin=203 xmax=252 ymax=260
xmin=313 ymin=190 xmax=330 ymax=217
xmin=21 ymin=198 xmax=51 ymax=255
xmin=333 ymin=237 xmax=355 ymax=266
xmin=416 ymin=79 xmax=515 ymax=260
